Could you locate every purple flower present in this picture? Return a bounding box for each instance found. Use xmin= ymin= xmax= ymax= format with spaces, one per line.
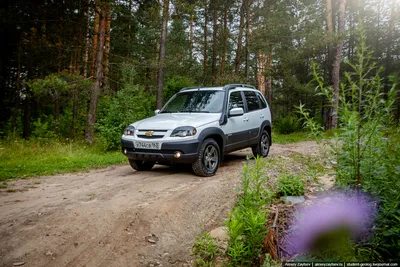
xmin=282 ymin=192 xmax=376 ymax=257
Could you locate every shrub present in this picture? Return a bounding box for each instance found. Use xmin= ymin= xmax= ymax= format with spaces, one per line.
xmin=299 ymin=30 xmax=400 ymax=261
xmin=277 ymin=174 xmax=305 ymax=196
xmin=226 ymin=157 xmax=273 ymax=266
xmin=274 ymin=115 xmax=303 ymax=134
xmin=192 ymin=233 xmax=218 ymax=267
xmin=97 ymin=85 xmax=154 ymax=150
xmin=31 ymin=116 xmax=57 ymax=139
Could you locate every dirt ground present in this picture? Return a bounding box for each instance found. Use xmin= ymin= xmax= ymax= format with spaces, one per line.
xmin=0 ymin=141 xmax=319 ymax=267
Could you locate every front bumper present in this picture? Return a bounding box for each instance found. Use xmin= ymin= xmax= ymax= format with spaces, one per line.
xmin=121 ymin=138 xmax=199 ymax=164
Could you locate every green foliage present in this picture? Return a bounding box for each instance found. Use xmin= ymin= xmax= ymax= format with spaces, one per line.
xmin=27 ymin=73 xmax=69 ymax=96
xmin=277 ymin=174 xmax=305 ymax=196
xmin=274 ymin=115 xmax=303 ymax=134
xmin=31 ymin=116 xmax=57 ymax=139
xmin=97 ymin=84 xmax=154 ymax=150
xmin=226 ymin=157 xmax=272 ymax=266
xmin=0 ymin=139 xmax=125 ymax=181
xmin=261 ymin=253 xmax=279 ymax=267
xmin=192 ymin=233 xmax=218 ymax=267
xmin=300 ymin=31 xmax=400 ymax=261
xmin=163 ymin=75 xmax=194 ymax=104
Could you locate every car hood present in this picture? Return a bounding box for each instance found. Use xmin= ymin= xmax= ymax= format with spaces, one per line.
xmin=132 ymin=113 xmax=221 ymax=130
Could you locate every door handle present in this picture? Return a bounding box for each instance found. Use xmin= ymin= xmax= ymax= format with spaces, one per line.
xmin=243 ymin=117 xmax=249 ymax=122
xmin=260 ymin=115 xmax=265 ymax=119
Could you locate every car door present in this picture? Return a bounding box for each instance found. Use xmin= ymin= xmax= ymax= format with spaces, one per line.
xmin=222 ymin=89 xmax=250 ymax=153
xmin=243 ymin=91 xmax=262 ymax=145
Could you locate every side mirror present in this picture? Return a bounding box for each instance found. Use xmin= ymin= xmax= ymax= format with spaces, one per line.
xmin=154 ymin=109 xmax=160 ymax=115
xmin=229 ymin=107 xmax=244 ymax=117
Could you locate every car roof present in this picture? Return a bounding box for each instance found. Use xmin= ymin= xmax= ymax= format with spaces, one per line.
xmin=180 ymin=86 xmax=224 ymax=92
xmin=179 ymin=84 xmax=257 ymax=93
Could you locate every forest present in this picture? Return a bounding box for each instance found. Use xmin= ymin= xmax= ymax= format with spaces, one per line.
xmin=1 ymin=0 xmax=400 ymax=264
xmin=0 ymin=0 xmax=399 ymax=145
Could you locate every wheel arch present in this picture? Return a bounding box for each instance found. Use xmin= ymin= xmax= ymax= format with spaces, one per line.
xmin=198 ymin=127 xmax=226 ymax=159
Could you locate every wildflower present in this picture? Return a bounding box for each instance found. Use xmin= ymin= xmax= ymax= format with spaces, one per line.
xmin=282 ymin=192 xmax=376 ymax=259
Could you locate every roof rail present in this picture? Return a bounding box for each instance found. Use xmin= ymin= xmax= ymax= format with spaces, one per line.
xmin=180 ymin=84 xmax=255 ymax=92
xmin=222 ymin=84 xmax=256 ymax=90
xmin=179 ymin=86 xmax=205 ymax=92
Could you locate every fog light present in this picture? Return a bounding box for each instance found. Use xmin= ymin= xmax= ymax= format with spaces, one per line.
xmin=174 ymin=151 xmax=181 ymax=158
xmin=124 ymin=148 xmax=127 ymax=154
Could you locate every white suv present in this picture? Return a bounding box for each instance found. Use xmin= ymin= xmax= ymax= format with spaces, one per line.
xmin=121 ymin=84 xmax=272 ymax=176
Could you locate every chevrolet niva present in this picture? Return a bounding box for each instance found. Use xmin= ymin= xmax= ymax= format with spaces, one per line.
xmin=121 ymin=84 xmax=272 ymax=176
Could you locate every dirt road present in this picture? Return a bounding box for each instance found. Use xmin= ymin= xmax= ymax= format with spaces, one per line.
xmin=0 ymin=141 xmax=318 ymax=267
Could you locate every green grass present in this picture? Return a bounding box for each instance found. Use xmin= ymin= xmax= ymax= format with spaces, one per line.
xmin=0 ymin=139 xmax=126 ymax=181
xmin=272 ymin=131 xmax=314 ymax=144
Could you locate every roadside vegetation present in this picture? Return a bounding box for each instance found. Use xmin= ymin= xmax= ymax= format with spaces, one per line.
xmin=0 ymin=130 xmax=311 ymax=181
xmin=299 ymin=33 xmax=400 ymax=261
xmin=192 ymin=154 xmax=328 ymax=266
xmin=193 ymin=32 xmax=400 ymax=265
xmin=0 ymin=139 xmax=125 ymax=181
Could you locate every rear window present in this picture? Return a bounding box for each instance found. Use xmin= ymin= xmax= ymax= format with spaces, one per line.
xmin=244 ymin=91 xmax=260 ymax=112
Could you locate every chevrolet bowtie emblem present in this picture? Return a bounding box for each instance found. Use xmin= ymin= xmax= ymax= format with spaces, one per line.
xmin=145 ymin=131 xmax=154 ymax=136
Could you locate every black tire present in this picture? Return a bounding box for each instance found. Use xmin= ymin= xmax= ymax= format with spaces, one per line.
xmin=192 ymin=138 xmax=220 ymax=177
xmin=252 ymin=130 xmax=270 ymax=158
xmin=128 ymin=159 xmax=155 ymax=171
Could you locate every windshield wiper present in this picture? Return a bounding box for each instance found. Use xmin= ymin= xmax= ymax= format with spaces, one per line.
xmin=160 ymin=110 xmax=180 ymax=113
xmin=182 ymin=110 xmax=210 ymax=113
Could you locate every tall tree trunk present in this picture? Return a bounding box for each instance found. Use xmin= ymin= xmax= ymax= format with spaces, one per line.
xmin=220 ymin=6 xmax=228 ymax=80
xmin=203 ymin=0 xmax=208 ymax=79
xmin=256 ymin=51 xmax=266 ymax=95
xmin=245 ymin=0 xmax=251 ymax=81
xmin=156 ymin=0 xmax=169 ymax=109
xmin=85 ymin=5 xmax=106 ymax=143
xmin=235 ymin=0 xmax=246 ymax=75
xmin=266 ymin=46 xmax=273 ymax=105
xmin=331 ymin=0 xmax=346 ymax=129
xmin=57 ymin=18 xmax=64 ymax=72
xmin=324 ymin=0 xmax=334 ymax=130
xmin=90 ymin=4 xmax=100 ymax=78
xmin=211 ymin=0 xmax=218 ymax=86
xmin=325 ymin=0 xmax=333 ymax=75
xmin=83 ymin=0 xmax=91 ymax=78
xmin=103 ymin=3 xmax=111 ymax=87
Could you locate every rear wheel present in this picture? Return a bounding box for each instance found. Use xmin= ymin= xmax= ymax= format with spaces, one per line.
xmin=252 ymin=130 xmax=270 ymax=158
xmin=129 ymin=159 xmax=155 ymax=171
xmin=192 ymin=138 xmax=220 ymax=177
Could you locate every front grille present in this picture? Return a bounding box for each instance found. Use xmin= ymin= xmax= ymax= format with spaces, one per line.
xmin=137 ymin=135 xmax=164 ymax=139
xmin=136 ymin=129 xmax=168 ymax=139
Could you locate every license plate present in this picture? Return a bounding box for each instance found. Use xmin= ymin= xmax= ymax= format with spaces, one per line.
xmin=134 ymin=141 xmax=161 ymax=150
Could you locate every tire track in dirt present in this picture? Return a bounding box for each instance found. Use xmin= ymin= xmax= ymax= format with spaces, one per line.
xmin=0 ymin=141 xmax=319 ymax=267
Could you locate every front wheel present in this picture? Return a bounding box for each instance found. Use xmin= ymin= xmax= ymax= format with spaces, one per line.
xmin=129 ymin=159 xmax=155 ymax=171
xmin=252 ymin=130 xmax=270 ymax=158
xmin=192 ymin=138 xmax=220 ymax=177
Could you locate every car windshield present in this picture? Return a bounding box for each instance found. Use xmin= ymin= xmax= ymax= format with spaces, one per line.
xmin=161 ymin=90 xmax=224 ymax=113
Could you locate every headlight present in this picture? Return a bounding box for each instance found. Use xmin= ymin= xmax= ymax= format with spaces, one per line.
xmin=170 ymin=126 xmax=197 ymax=137
xmin=124 ymin=126 xmax=135 ymax=136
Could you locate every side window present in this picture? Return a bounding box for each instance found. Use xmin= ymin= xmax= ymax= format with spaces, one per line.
xmin=244 ymin=91 xmax=260 ymax=112
xmin=228 ymin=91 xmax=244 ymax=110
xmin=257 ymin=92 xmax=267 ymax=109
